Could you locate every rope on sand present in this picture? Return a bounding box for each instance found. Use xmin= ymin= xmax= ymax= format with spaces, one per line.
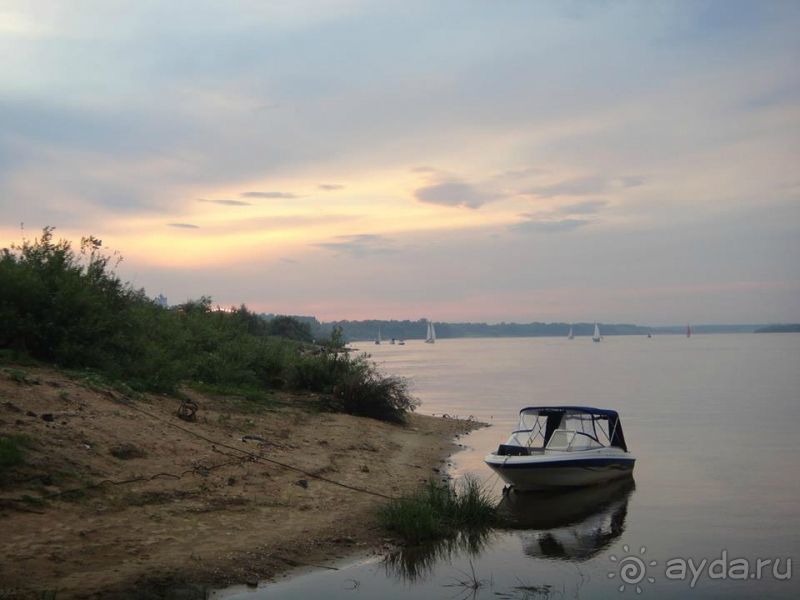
xmin=120 ymin=399 xmax=399 ymax=500
xmin=5 ymin=392 xmax=400 ymax=508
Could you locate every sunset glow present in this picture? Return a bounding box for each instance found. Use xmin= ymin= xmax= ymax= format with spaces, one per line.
xmin=1 ymin=1 xmax=798 ymax=323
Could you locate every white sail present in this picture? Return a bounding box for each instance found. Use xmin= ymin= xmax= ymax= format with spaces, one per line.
xmin=425 ymin=320 xmax=436 ymax=343
xmin=592 ymin=322 xmax=601 ymax=342
xmin=568 ymin=326 xmax=574 ymax=340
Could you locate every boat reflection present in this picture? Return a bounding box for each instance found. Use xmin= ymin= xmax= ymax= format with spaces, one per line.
xmin=498 ymin=478 xmax=635 ymax=561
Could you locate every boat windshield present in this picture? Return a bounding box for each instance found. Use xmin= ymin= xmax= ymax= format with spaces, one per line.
xmin=509 ymin=407 xmax=628 ymax=451
xmin=545 ymin=430 xmax=604 ymax=451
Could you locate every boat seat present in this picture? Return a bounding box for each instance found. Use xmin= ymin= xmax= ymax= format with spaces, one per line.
xmin=496 ymin=444 xmax=531 ymax=456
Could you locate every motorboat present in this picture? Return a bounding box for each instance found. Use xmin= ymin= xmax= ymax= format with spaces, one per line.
xmin=485 ymin=406 xmax=635 ymax=491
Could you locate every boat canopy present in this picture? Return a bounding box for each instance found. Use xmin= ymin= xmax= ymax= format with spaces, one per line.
xmin=514 ymin=406 xmax=629 ymax=452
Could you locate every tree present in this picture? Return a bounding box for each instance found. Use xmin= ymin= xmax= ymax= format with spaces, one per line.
xmin=265 ymin=315 xmax=313 ymax=342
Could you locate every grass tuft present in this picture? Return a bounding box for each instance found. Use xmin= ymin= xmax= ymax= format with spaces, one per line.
xmin=379 ymin=476 xmax=496 ymax=545
xmin=3 ymin=367 xmax=40 ymax=385
xmin=0 ymin=435 xmax=30 ymax=475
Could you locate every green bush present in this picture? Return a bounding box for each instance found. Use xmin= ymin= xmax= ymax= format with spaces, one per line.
xmin=0 ymin=228 xmax=417 ymax=422
xmin=331 ymin=357 xmax=418 ymax=423
xmin=265 ymin=315 xmax=313 ymax=342
xmin=288 ymin=351 xmax=343 ymax=391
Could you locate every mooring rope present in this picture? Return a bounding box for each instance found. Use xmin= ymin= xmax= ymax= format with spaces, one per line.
xmin=5 ymin=385 xmax=476 ymax=509
xmin=116 ymin=398 xmax=399 ymax=500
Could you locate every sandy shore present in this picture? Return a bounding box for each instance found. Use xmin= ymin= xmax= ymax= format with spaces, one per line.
xmin=0 ymin=366 xmax=479 ymax=599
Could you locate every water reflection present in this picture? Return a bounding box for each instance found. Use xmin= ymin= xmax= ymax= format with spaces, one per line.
xmin=498 ymin=478 xmax=635 ymax=561
xmin=384 ymin=528 xmax=494 ymax=582
xmin=383 ymin=479 xmax=634 ymax=585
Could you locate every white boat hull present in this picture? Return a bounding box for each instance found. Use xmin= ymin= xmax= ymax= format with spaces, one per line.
xmin=485 ymin=449 xmax=635 ymax=491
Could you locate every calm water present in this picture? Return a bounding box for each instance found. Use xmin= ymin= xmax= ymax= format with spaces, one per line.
xmin=216 ymin=334 xmax=800 ymax=598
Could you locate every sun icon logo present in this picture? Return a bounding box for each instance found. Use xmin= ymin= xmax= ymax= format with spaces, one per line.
xmin=608 ymin=545 xmax=657 ymax=594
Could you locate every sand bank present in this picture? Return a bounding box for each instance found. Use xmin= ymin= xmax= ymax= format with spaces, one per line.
xmin=0 ymin=366 xmax=479 ymax=599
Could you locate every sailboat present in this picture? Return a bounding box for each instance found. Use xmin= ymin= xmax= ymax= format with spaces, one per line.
xmin=592 ymin=323 xmax=601 ymax=343
xmin=425 ymin=321 xmax=436 ymax=344
xmin=686 ymin=324 xmax=692 ymax=338
xmin=375 ymin=327 xmax=382 ymax=345
xmin=568 ymin=326 xmax=574 ymax=340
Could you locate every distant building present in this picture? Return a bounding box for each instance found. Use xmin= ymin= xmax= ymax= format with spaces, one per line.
xmin=154 ymin=294 xmax=168 ymax=308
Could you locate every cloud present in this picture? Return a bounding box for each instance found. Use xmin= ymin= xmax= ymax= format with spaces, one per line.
xmin=240 ymin=191 xmax=299 ymax=199
xmin=164 ymin=214 xmax=358 ymax=235
xmin=1 ymin=1 xmax=798 ymax=324
xmin=494 ymin=167 xmax=548 ymax=180
xmin=415 ymin=180 xmax=497 ymax=209
xmin=618 ymin=176 xmax=645 ymax=188
xmin=315 ymin=234 xmax=396 ymax=257
xmin=559 ymin=200 xmax=608 ymax=214
xmin=510 ymin=217 xmax=592 ymax=234
xmin=318 ymin=183 xmax=344 ymax=191
xmin=225 ymin=214 xmax=358 ymax=232
xmin=198 ymin=198 xmax=252 ymax=206
xmin=168 ymin=223 xmax=200 ymax=229
xmin=526 ymin=176 xmax=644 ymax=198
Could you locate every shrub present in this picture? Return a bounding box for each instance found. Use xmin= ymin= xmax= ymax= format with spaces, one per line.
xmin=0 ymin=228 xmax=419 ymax=423
xmin=287 ymin=352 xmax=341 ymax=391
xmin=265 ymin=315 xmax=313 ymax=342
xmin=330 ymin=357 xmax=418 ymax=423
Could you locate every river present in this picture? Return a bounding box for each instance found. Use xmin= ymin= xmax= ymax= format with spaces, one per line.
xmin=215 ymin=333 xmax=800 ymax=598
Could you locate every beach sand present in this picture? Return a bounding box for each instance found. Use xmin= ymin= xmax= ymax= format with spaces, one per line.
xmin=0 ymin=366 xmax=478 ymax=599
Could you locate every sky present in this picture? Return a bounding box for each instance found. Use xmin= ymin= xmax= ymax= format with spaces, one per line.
xmin=1 ymin=0 xmax=798 ymax=324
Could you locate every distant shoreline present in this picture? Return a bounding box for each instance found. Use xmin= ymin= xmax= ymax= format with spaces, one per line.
xmin=341 ymin=327 xmax=798 ymax=342
xmin=267 ymin=315 xmax=795 ymax=343
xmin=753 ymin=324 xmax=800 ymax=333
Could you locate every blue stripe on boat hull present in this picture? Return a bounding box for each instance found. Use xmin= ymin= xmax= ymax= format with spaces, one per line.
xmin=497 ymin=458 xmax=635 ymax=470
xmin=485 ymin=457 xmax=636 ymax=490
